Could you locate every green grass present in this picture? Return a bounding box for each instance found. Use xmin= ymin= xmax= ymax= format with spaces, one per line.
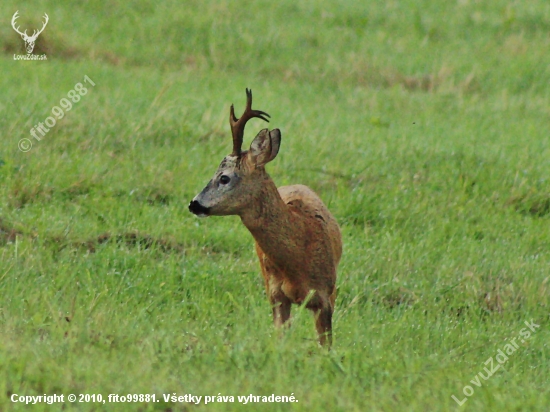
xmin=1 ymin=0 xmax=549 ymax=410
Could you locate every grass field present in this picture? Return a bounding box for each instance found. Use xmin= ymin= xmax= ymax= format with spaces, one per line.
xmin=1 ymin=0 xmax=549 ymax=410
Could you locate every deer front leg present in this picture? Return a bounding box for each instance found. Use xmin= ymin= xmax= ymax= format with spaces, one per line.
xmin=256 ymin=244 xmax=292 ymax=328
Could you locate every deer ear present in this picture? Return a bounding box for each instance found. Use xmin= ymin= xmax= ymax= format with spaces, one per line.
xmin=249 ymin=128 xmax=281 ymax=167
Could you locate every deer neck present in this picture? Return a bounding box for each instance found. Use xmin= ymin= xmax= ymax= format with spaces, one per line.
xmin=239 ymin=173 xmax=299 ymax=268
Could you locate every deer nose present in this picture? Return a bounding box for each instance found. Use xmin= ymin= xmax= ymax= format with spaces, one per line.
xmin=188 ymin=200 xmax=210 ymax=216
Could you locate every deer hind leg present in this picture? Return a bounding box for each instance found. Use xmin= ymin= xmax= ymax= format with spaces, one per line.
xmin=306 ymin=292 xmax=333 ymax=347
xmin=271 ymin=292 xmax=292 ymax=328
xmin=314 ymin=305 xmax=333 ymax=347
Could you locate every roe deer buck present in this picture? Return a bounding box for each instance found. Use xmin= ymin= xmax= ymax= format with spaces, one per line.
xmin=189 ymin=89 xmax=342 ymax=346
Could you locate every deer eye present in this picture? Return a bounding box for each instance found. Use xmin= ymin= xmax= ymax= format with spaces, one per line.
xmin=220 ymin=175 xmax=231 ymax=185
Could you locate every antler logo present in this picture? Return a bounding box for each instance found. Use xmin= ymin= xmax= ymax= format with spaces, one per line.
xmin=11 ymin=10 xmax=49 ymax=54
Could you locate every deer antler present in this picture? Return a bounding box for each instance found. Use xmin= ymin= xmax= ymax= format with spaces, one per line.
xmin=11 ymin=11 xmax=27 ymax=37
xmin=229 ymin=89 xmax=270 ymax=156
xmin=29 ymin=13 xmax=49 ymax=40
xmin=11 ymin=11 xmax=48 ymax=40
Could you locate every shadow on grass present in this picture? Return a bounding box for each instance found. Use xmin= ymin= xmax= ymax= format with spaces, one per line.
xmin=0 ymin=220 xmax=184 ymax=254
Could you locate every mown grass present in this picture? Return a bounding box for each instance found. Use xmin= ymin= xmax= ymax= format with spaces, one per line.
xmin=1 ymin=0 xmax=549 ymax=411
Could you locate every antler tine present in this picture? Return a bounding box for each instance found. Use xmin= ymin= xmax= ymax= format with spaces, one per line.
xmin=229 ymin=88 xmax=270 ymax=156
xmin=11 ymin=11 xmax=27 ymax=37
xmin=39 ymin=13 xmax=49 ymax=33
xmin=30 ymin=13 xmax=49 ymax=39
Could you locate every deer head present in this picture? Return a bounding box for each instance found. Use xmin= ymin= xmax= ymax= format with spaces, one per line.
xmin=189 ymin=89 xmax=281 ymax=217
xmin=11 ymin=11 xmax=49 ymax=54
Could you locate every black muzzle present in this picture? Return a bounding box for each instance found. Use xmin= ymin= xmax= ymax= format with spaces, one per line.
xmin=188 ymin=200 xmax=210 ymax=216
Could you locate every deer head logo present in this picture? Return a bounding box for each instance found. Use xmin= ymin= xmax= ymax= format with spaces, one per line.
xmin=11 ymin=11 xmax=49 ymax=54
